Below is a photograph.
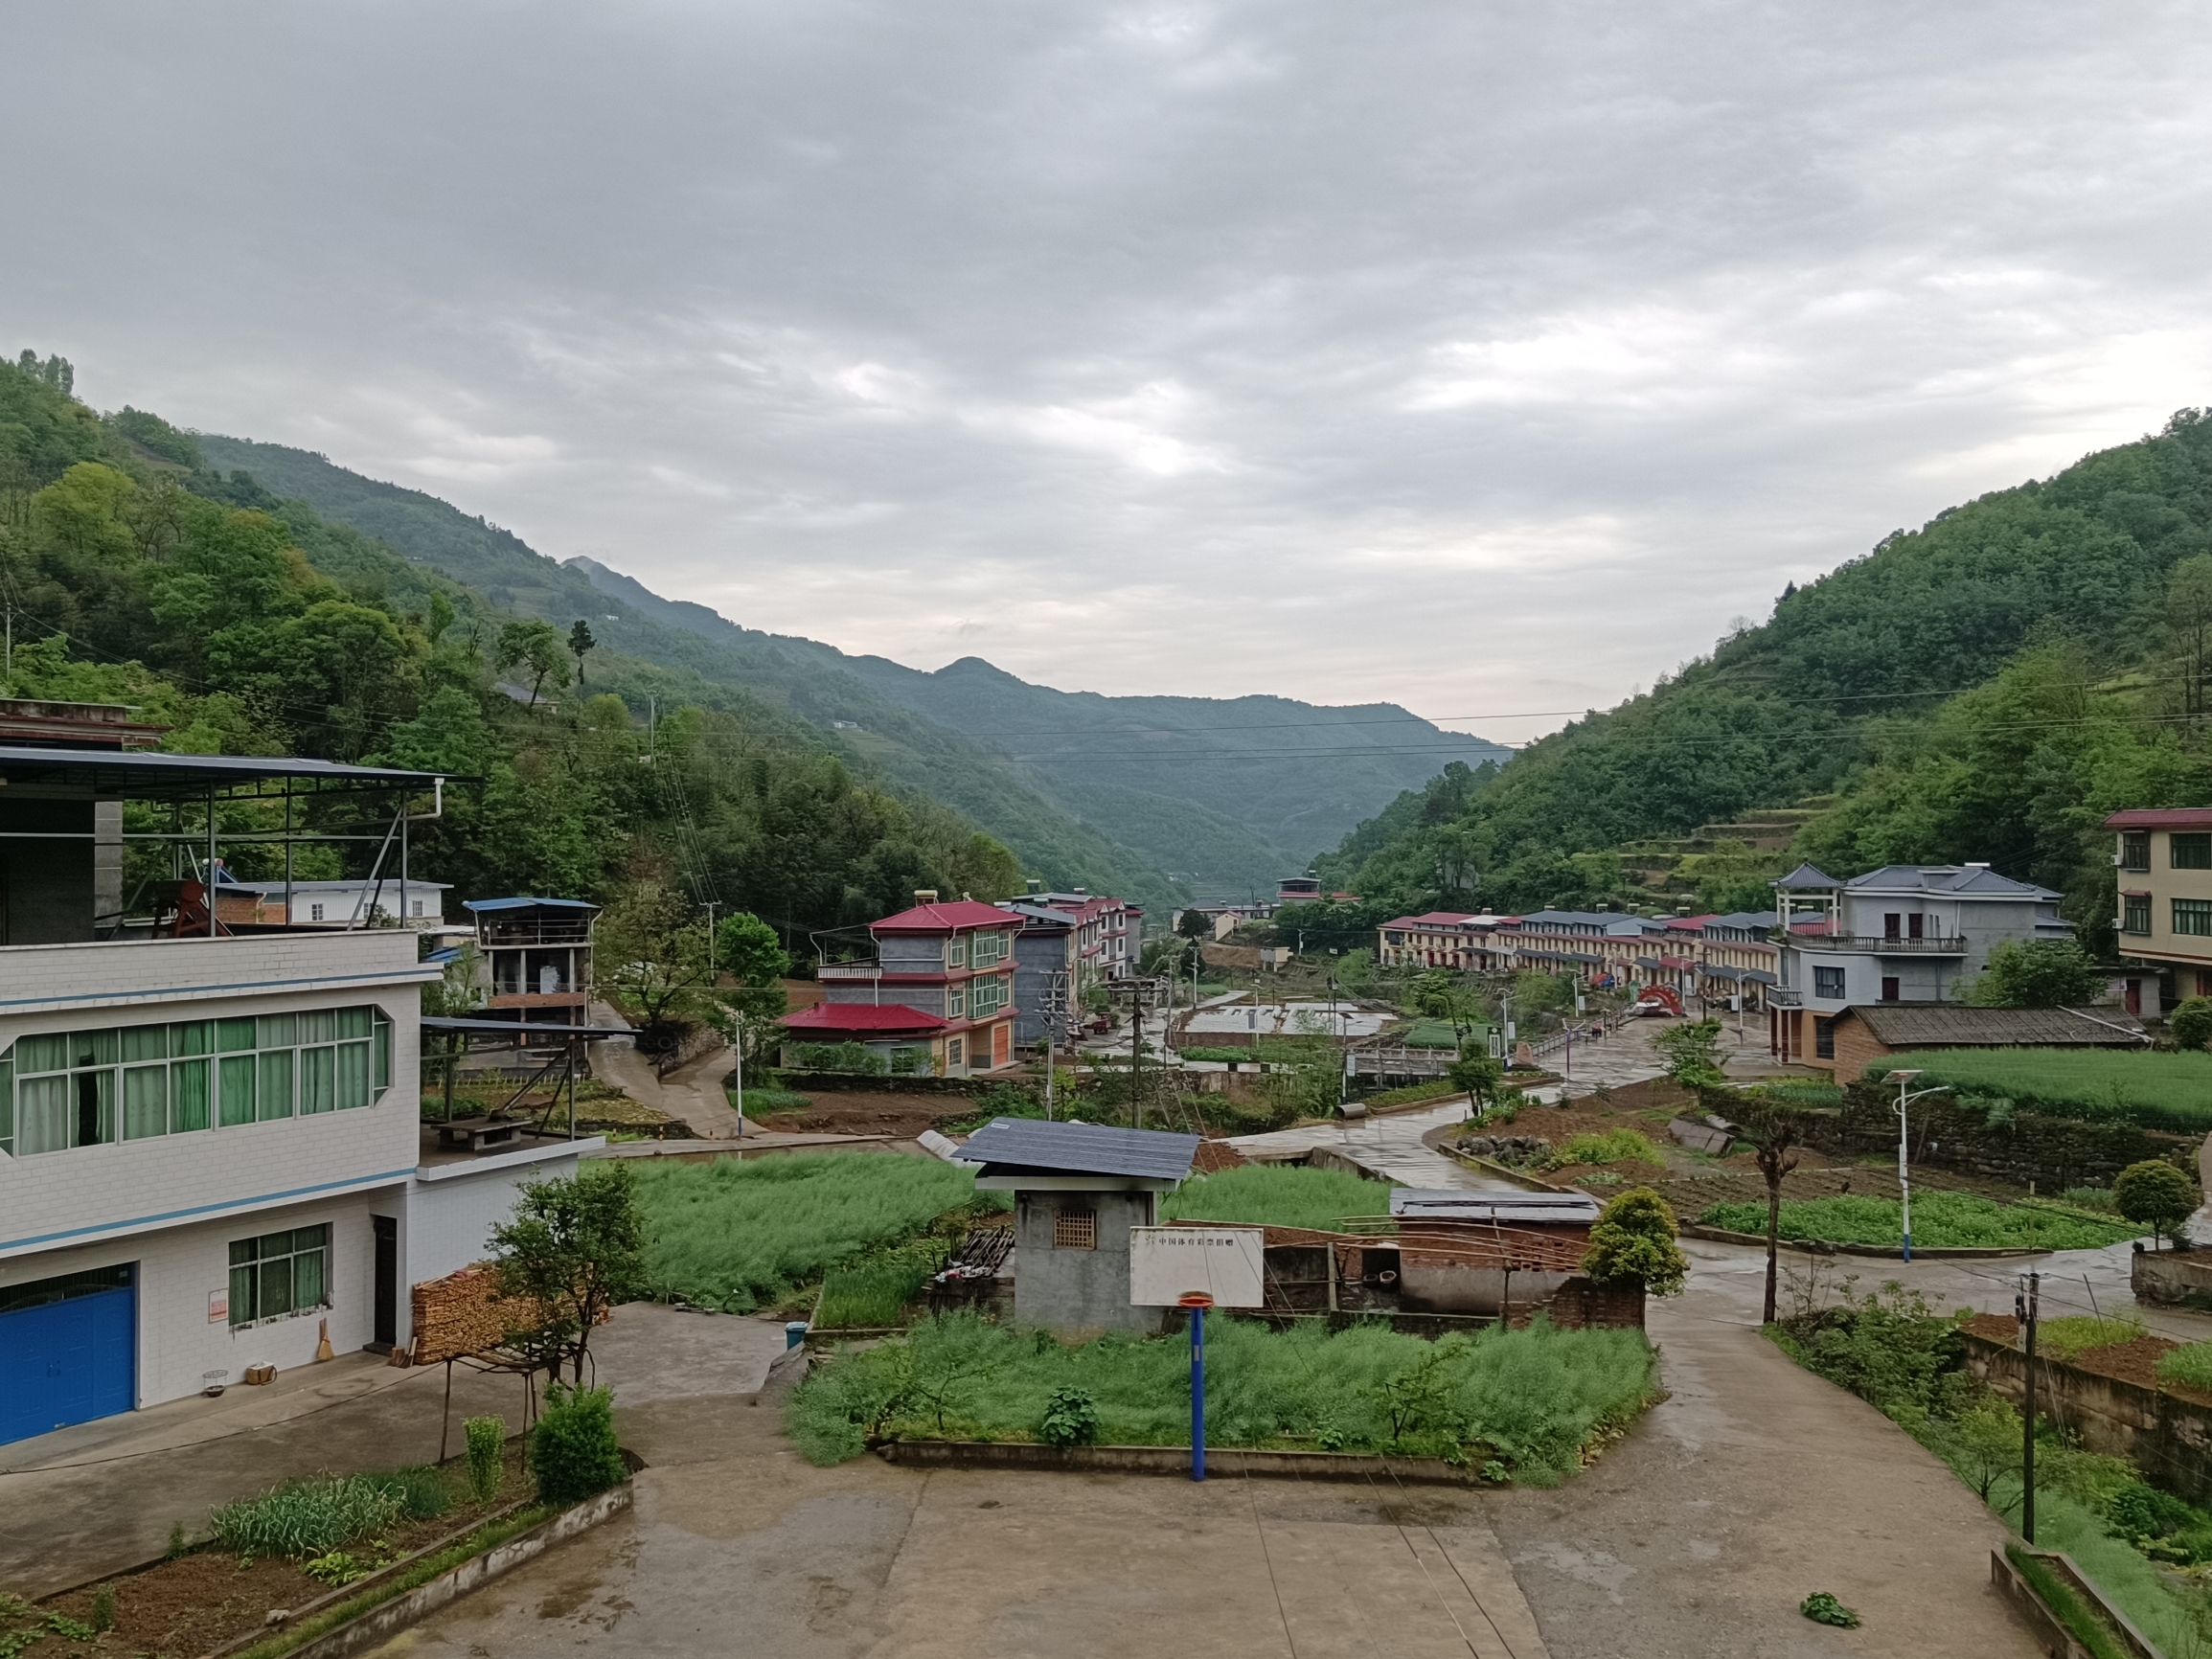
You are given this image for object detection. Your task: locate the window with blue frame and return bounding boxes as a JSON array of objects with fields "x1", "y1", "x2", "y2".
[{"x1": 0, "y1": 1007, "x2": 392, "y2": 1157}]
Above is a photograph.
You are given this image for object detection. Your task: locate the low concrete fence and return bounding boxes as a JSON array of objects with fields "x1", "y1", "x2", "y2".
[
  {"x1": 1961, "y1": 1329, "x2": 2212, "y2": 1507},
  {"x1": 2132, "y1": 1246, "x2": 2212, "y2": 1312}
]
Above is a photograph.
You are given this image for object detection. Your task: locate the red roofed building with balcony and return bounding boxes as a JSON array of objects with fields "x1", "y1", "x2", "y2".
[{"x1": 801, "y1": 891, "x2": 1021, "y2": 1077}]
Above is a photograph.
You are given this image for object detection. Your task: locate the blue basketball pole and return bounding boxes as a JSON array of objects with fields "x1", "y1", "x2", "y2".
[{"x1": 1190, "y1": 1304, "x2": 1206, "y2": 1482}]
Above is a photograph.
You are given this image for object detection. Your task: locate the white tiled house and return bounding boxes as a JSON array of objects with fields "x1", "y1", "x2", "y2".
[{"x1": 0, "y1": 741, "x2": 598, "y2": 1445}]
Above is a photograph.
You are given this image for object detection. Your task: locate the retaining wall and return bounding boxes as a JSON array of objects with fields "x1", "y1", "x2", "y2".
[{"x1": 1961, "y1": 1329, "x2": 2212, "y2": 1507}]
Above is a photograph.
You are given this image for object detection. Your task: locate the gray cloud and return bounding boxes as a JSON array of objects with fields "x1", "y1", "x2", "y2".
[{"x1": 7, "y1": 1, "x2": 2211, "y2": 743}]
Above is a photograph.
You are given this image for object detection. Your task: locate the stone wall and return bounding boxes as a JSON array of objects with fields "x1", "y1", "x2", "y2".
[
  {"x1": 1706, "y1": 1083, "x2": 2202, "y2": 1193},
  {"x1": 2132, "y1": 1247, "x2": 2212, "y2": 1313},
  {"x1": 1961, "y1": 1329, "x2": 2212, "y2": 1507}
]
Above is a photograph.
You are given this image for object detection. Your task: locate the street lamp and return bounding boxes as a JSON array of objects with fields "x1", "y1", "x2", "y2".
[{"x1": 1882, "y1": 1069, "x2": 1953, "y2": 1261}]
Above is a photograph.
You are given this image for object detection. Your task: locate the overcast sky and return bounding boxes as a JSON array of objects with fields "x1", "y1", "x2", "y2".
[{"x1": 8, "y1": 2, "x2": 2211, "y2": 742}]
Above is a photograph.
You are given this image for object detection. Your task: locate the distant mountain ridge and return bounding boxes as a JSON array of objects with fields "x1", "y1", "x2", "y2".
[
  {"x1": 564, "y1": 555, "x2": 1512, "y2": 891},
  {"x1": 193, "y1": 432, "x2": 1507, "y2": 896}
]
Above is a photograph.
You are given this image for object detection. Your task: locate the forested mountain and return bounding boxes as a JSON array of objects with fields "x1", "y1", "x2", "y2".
[
  {"x1": 566, "y1": 553, "x2": 1509, "y2": 893},
  {"x1": 190, "y1": 433, "x2": 1174, "y2": 908},
  {"x1": 0, "y1": 354, "x2": 1137, "y2": 938},
  {"x1": 1313, "y1": 410, "x2": 2212, "y2": 955}
]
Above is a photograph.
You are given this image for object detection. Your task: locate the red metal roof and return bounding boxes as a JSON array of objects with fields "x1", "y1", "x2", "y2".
[
  {"x1": 871, "y1": 899, "x2": 1024, "y2": 932},
  {"x1": 2105, "y1": 808, "x2": 2212, "y2": 830},
  {"x1": 782, "y1": 1003, "x2": 949, "y2": 1033}
]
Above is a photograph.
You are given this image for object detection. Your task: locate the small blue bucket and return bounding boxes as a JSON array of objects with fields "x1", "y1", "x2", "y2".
[{"x1": 785, "y1": 1321, "x2": 810, "y2": 1350}]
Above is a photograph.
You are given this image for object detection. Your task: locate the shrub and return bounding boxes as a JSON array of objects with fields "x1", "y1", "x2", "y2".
[
  {"x1": 2155, "y1": 1342, "x2": 2212, "y2": 1395},
  {"x1": 1799, "y1": 1592, "x2": 1859, "y2": 1628},
  {"x1": 208, "y1": 1475, "x2": 406, "y2": 1559},
  {"x1": 464, "y1": 1417, "x2": 506, "y2": 1505},
  {"x1": 2064, "y1": 1186, "x2": 2117, "y2": 1213},
  {"x1": 531, "y1": 1384, "x2": 627, "y2": 1507},
  {"x1": 2113, "y1": 1160, "x2": 2199, "y2": 1249},
  {"x1": 1582, "y1": 1188, "x2": 1688, "y2": 1296},
  {"x1": 2173, "y1": 997, "x2": 2212, "y2": 1055},
  {"x1": 1038, "y1": 1387, "x2": 1103, "y2": 1447},
  {"x1": 785, "y1": 1041, "x2": 889, "y2": 1075}
]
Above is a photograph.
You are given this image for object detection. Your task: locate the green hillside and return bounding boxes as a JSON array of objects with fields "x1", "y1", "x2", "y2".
[
  {"x1": 0, "y1": 353, "x2": 1145, "y2": 943},
  {"x1": 1315, "y1": 409, "x2": 2212, "y2": 946},
  {"x1": 191, "y1": 434, "x2": 1178, "y2": 909}
]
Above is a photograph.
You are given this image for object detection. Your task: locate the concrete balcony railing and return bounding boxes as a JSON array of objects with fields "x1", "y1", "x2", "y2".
[
  {"x1": 817, "y1": 962, "x2": 884, "y2": 980},
  {"x1": 1808, "y1": 936, "x2": 1971, "y2": 955}
]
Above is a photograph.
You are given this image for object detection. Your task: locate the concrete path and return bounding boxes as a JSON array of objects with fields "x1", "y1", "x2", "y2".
[
  {"x1": 374, "y1": 1366, "x2": 1551, "y2": 1659},
  {"x1": 588, "y1": 1000, "x2": 746, "y2": 1138},
  {"x1": 1228, "y1": 1099, "x2": 1516, "y2": 1192},
  {"x1": 1492, "y1": 1236, "x2": 2041, "y2": 1658},
  {"x1": 0, "y1": 1306, "x2": 787, "y2": 1600}
]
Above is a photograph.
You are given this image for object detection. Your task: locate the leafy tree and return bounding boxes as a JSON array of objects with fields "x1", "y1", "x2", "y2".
[
  {"x1": 1175, "y1": 906, "x2": 1211, "y2": 941},
  {"x1": 596, "y1": 859, "x2": 716, "y2": 1049},
  {"x1": 2166, "y1": 555, "x2": 2212, "y2": 720},
  {"x1": 1448, "y1": 1049, "x2": 1505, "y2": 1115},
  {"x1": 1653, "y1": 1018, "x2": 1728, "y2": 1088},
  {"x1": 489, "y1": 1163, "x2": 650, "y2": 1385},
  {"x1": 1732, "y1": 1100, "x2": 1803, "y2": 1324},
  {"x1": 2113, "y1": 1159, "x2": 2199, "y2": 1251},
  {"x1": 568, "y1": 618, "x2": 597, "y2": 689},
  {"x1": 1963, "y1": 940, "x2": 2106, "y2": 1009},
  {"x1": 2171, "y1": 996, "x2": 2212, "y2": 1054},
  {"x1": 716, "y1": 910, "x2": 794, "y2": 1064},
  {"x1": 496, "y1": 619, "x2": 569, "y2": 707},
  {"x1": 1582, "y1": 1188, "x2": 1689, "y2": 1297}
]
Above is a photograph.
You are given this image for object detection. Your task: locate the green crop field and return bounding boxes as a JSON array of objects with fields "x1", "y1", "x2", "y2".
[
  {"x1": 790, "y1": 1312, "x2": 1656, "y2": 1482},
  {"x1": 1859, "y1": 1049, "x2": 2212, "y2": 1132},
  {"x1": 633, "y1": 1152, "x2": 1007, "y2": 1313},
  {"x1": 1159, "y1": 1164, "x2": 1395, "y2": 1232},
  {"x1": 1699, "y1": 1191, "x2": 2140, "y2": 1251}
]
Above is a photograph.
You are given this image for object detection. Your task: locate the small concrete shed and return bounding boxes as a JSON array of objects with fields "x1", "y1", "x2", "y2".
[
  {"x1": 1386, "y1": 1189, "x2": 1603, "y2": 1317},
  {"x1": 955, "y1": 1119, "x2": 1199, "y2": 1333}
]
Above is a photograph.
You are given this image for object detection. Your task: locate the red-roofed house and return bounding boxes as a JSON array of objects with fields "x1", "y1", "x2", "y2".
[
  {"x1": 1377, "y1": 912, "x2": 1482, "y2": 969},
  {"x1": 803, "y1": 891, "x2": 1021, "y2": 1076}
]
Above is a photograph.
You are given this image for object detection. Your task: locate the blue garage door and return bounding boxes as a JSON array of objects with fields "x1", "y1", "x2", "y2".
[{"x1": 0, "y1": 1264, "x2": 136, "y2": 1444}]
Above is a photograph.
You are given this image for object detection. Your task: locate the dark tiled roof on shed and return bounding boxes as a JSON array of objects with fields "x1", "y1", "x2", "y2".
[{"x1": 1847, "y1": 1005, "x2": 2148, "y2": 1048}]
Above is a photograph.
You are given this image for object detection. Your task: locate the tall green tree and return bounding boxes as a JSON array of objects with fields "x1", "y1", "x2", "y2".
[{"x1": 489, "y1": 1164, "x2": 650, "y2": 1384}]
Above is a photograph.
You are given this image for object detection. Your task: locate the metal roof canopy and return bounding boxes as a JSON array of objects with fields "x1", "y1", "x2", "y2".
[
  {"x1": 0, "y1": 745, "x2": 454, "y2": 800},
  {"x1": 464, "y1": 897, "x2": 601, "y2": 913},
  {"x1": 954, "y1": 1118, "x2": 1200, "y2": 1184},
  {"x1": 1390, "y1": 1189, "x2": 1603, "y2": 1223}
]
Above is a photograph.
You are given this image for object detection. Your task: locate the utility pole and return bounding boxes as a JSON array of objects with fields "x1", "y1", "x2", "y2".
[
  {"x1": 2018, "y1": 1271, "x2": 2040, "y2": 1542},
  {"x1": 1043, "y1": 970, "x2": 1068, "y2": 1121}
]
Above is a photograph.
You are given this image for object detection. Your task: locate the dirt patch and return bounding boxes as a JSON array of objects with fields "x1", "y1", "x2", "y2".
[
  {"x1": 1960, "y1": 1312, "x2": 2212, "y2": 1409},
  {"x1": 18, "y1": 1443, "x2": 536, "y2": 1659},
  {"x1": 752, "y1": 1090, "x2": 977, "y2": 1138}
]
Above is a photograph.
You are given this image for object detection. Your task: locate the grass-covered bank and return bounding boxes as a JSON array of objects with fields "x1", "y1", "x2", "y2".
[
  {"x1": 633, "y1": 1153, "x2": 1007, "y2": 1313},
  {"x1": 1699, "y1": 1192, "x2": 2139, "y2": 1252},
  {"x1": 1771, "y1": 1283, "x2": 2212, "y2": 1653},
  {"x1": 790, "y1": 1312, "x2": 1657, "y2": 1483}
]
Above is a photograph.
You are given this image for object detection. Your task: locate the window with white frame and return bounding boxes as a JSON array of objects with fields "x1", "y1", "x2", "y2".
[
  {"x1": 969, "y1": 929, "x2": 1008, "y2": 967},
  {"x1": 946, "y1": 937, "x2": 968, "y2": 968},
  {"x1": 0, "y1": 1007, "x2": 393, "y2": 1158},
  {"x1": 969, "y1": 974, "x2": 1007, "y2": 1017},
  {"x1": 310, "y1": 902, "x2": 325, "y2": 921},
  {"x1": 946, "y1": 986, "x2": 967, "y2": 1019},
  {"x1": 229, "y1": 1223, "x2": 330, "y2": 1326}
]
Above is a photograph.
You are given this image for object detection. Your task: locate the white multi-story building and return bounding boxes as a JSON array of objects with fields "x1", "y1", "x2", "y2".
[
  {"x1": 1768, "y1": 861, "x2": 2074, "y2": 1070},
  {"x1": 0, "y1": 741, "x2": 598, "y2": 1446}
]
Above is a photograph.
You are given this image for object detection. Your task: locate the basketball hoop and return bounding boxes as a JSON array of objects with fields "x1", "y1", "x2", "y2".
[{"x1": 1177, "y1": 1291, "x2": 1215, "y2": 1308}]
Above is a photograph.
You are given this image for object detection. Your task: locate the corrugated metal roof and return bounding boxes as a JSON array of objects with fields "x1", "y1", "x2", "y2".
[
  {"x1": 954, "y1": 1118, "x2": 1199, "y2": 1180},
  {"x1": 464, "y1": 897, "x2": 601, "y2": 912},
  {"x1": 1389, "y1": 1189, "x2": 1603, "y2": 1223}
]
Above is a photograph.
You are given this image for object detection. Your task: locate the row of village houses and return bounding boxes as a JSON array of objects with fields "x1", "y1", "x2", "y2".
[{"x1": 1375, "y1": 906, "x2": 1784, "y2": 1008}]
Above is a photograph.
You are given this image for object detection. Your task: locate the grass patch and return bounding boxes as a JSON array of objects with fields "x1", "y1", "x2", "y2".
[
  {"x1": 1859, "y1": 1048, "x2": 2212, "y2": 1133},
  {"x1": 1399, "y1": 1019, "x2": 1488, "y2": 1050},
  {"x1": 2156, "y1": 1343, "x2": 2212, "y2": 1395},
  {"x1": 1699, "y1": 1191, "x2": 2138, "y2": 1250},
  {"x1": 735, "y1": 1086, "x2": 812, "y2": 1115},
  {"x1": 815, "y1": 1261, "x2": 937, "y2": 1329},
  {"x1": 633, "y1": 1152, "x2": 1008, "y2": 1313},
  {"x1": 2037, "y1": 1316, "x2": 2146, "y2": 1362},
  {"x1": 2005, "y1": 1545, "x2": 2132, "y2": 1659},
  {"x1": 1159, "y1": 1165, "x2": 1395, "y2": 1232},
  {"x1": 1547, "y1": 1128, "x2": 1663, "y2": 1170},
  {"x1": 1361, "y1": 1079, "x2": 1465, "y2": 1108},
  {"x1": 790, "y1": 1312, "x2": 1656, "y2": 1482}
]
